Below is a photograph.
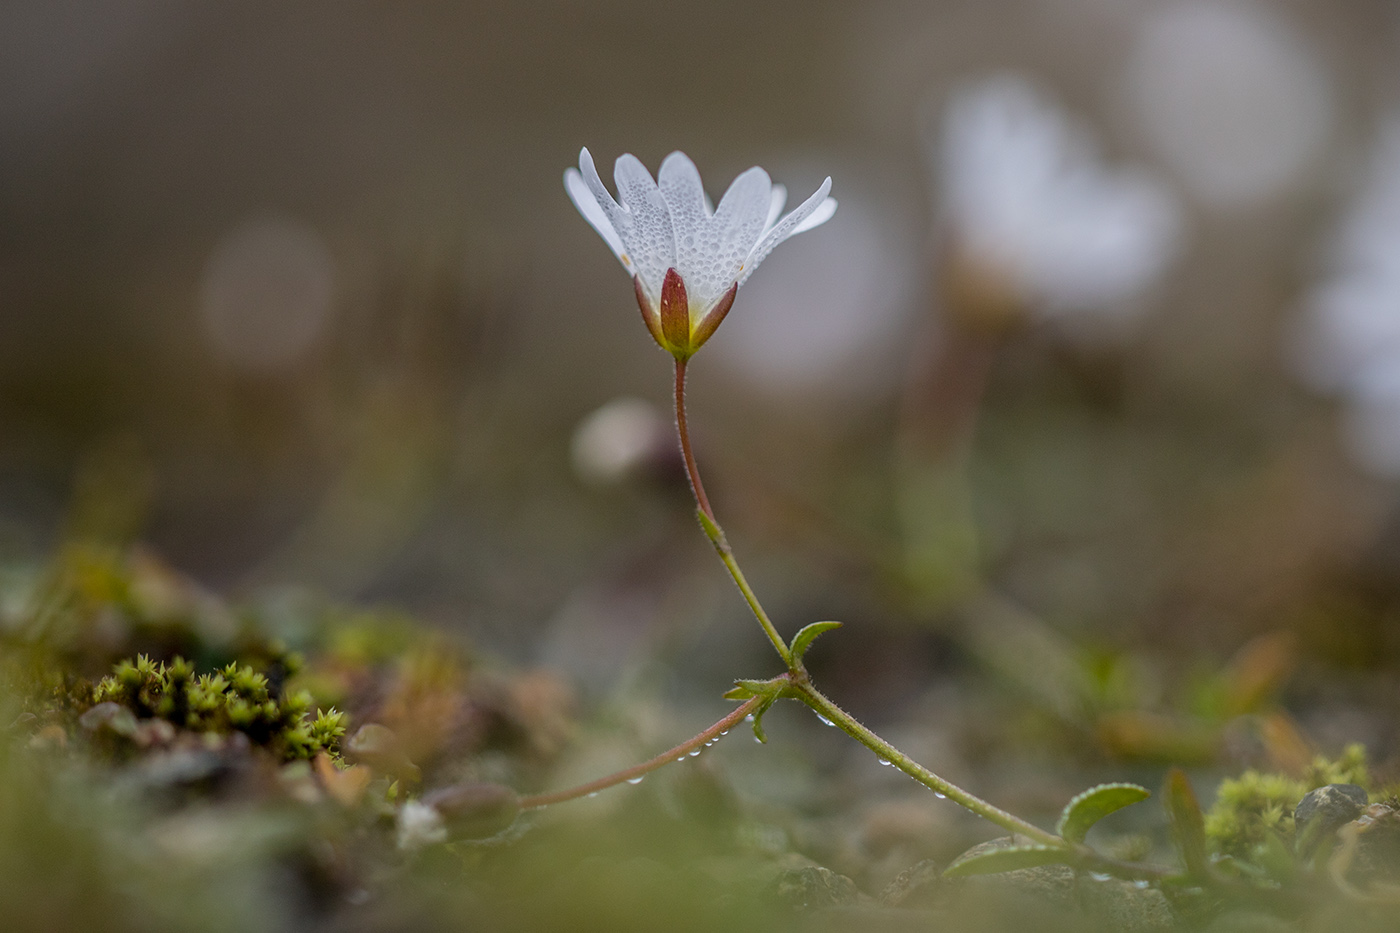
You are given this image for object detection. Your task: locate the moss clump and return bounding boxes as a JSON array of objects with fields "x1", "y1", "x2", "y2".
[
  {"x1": 1204, "y1": 744, "x2": 1370, "y2": 858},
  {"x1": 86, "y1": 653, "x2": 347, "y2": 761}
]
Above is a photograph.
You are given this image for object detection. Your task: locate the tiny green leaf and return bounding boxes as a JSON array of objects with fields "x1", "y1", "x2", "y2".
[
  {"x1": 722, "y1": 684, "x2": 756, "y2": 701},
  {"x1": 1164, "y1": 768, "x2": 1209, "y2": 879},
  {"x1": 788, "y1": 621, "x2": 843, "y2": 665},
  {"x1": 944, "y1": 844, "x2": 1074, "y2": 877},
  {"x1": 750, "y1": 698, "x2": 775, "y2": 744},
  {"x1": 1056, "y1": 782, "x2": 1151, "y2": 844}
]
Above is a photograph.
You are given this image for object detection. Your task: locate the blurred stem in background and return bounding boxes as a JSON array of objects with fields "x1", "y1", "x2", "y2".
[{"x1": 893, "y1": 243, "x2": 1022, "y2": 614}]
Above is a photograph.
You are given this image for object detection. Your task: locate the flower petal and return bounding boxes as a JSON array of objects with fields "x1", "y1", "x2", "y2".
[
  {"x1": 613, "y1": 154, "x2": 675, "y2": 301},
  {"x1": 737, "y1": 177, "x2": 834, "y2": 287},
  {"x1": 687, "y1": 166, "x2": 770, "y2": 310},
  {"x1": 765, "y1": 184, "x2": 788, "y2": 232},
  {"x1": 565, "y1": 167, "x2": 632, "y2": 274},
  {"x1": 658, "y1": 151, "x2": 709, "y2": 252},
  {"x1": 791, "y1": 195, "x2": 837, "y2": 234}
]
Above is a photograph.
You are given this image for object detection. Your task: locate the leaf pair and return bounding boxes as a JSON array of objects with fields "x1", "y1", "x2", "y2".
[
  {"x1": 944, "y1": 782, "x2": 1151, "y2": 876},
  {"x1": 723, "y1": 621, "x2": 844, "y2": 743}
]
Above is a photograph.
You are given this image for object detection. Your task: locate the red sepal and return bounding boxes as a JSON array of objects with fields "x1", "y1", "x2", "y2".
[
  {"x1": 690, "y1": 281, "x2": 738, "y2": 349},
  {"x1": 659, "y1": 268, "x2": 691, "y2": 356},
  {"x1": 633, "y1": 275, "x2": 665, "y2": 348}
]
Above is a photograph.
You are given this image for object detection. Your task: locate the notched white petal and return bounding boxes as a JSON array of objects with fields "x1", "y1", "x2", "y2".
[
  {"x1": 613, "y1": 154, "x2": 675, "y2": 298},
  {"x1": 659, "y1": 151, "x2": 712, "y2": 288},
  {"x1": 738, "y1": 177, "x2": 834, "y2": 287},
  {"x1": 692, "y1": 167, "x2": 772, "y2": 308},
  {"x1": 565, "y1": 168, "x2": 632, "y2": 273},
  {"x1": 578, "y1": 148, "x2": 622, "y2": 214}
]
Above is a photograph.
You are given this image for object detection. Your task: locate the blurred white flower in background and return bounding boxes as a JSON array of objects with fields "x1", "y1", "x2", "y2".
[
  {"x1": 1123, "y1": 0, "x2": 1333, "y2": 212},
  {"x1": 708, "y1": 186, "x2": 914, "y2": 399},
  {"x1": 930, "y1": 74, "x2": 1183, "y2": 326},
  {"x1": 198, "y1": 214, "x2": 336, "y2": 374},
  {"x1": 570, "y1": 397, "x2": 671, "y2": 488},
  {"x1": 1294, "y1": 119, "x2": 1400, "y2": 477}
]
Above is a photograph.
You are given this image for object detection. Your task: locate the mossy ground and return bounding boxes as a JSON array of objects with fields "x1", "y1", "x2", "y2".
[{"x1": 2, "y1": 545, "x2": 1399, "y2": 932}]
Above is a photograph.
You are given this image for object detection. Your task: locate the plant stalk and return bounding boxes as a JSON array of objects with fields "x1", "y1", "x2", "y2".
[
  {"x1": 788, "y1": 676, "x2": 1064, "y2": 847},
  {"x1": 671, "y1": 356, "x2": 1072, "y2": 850},
  {"x1": 519, "y1": 694, "x2": 766, "y2": 810},
  {"x1": 674, "y1": 359, "x2": 793, "y2": 669}
]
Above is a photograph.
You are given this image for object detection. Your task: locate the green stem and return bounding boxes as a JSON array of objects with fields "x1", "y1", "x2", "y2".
[
  {"x1": 674, "y1": 359, "x2": 793, "y2": 669},
  {"x1": 666, "y1": 355, "x2": 1114, "y2": 857},
  {"x1": 519, "y1": 694, "x2": 766, "y2": 810},
  {"x1": 788, "y1": 676, "x2": 1065, "y2": 848}
]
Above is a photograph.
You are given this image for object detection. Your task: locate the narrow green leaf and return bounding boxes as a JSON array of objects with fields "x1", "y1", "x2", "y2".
[
  {"x1": 749, "y1": 698, "x2": 774, "y2": 744},
  {"x1": 944, "y1": 844, "x2": 1074, "y2": 877},
  {"x1": 1164, "y1": 768, "x2": 1209, "y2": 879},
  {"x1": 722, "y1": 684, "x2": 756, "y2": 701},
  {"x1": 734, "y1": 678, "x2": 784, "y2": 697},
  {"x1": 1056, "y1": 782, "x2": 1151, "y2": 844},
  {"x1": 788, "y1": 621, "x2": 843, "y2": 665}
]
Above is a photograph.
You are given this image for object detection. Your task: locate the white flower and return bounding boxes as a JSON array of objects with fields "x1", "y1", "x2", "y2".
[
  {"x1": 931, "y1": 75, "x2": 1182, "y2": 319},
  {"x1": 565, "y1": 148, "x2": 837, "y2": 358},
  {"x1": 1294, "y1": 118, "x2": 1400, "y2": 476}
]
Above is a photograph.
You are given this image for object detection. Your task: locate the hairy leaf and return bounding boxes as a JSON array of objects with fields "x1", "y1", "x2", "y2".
[
  {"x1": 1056, "y1": 782, "x2": 1151, "y2": 844},
  {"x1": 944, "y1": 844, "x2": 1074, "y2": 877},
  {"x1": 789, "y1": 621, "x2": 842, "y2": 665}
]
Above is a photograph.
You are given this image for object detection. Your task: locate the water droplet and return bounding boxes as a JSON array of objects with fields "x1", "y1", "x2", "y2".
[
  {"x1": 1133, "y1": 880, "x2": 1151, "y2": 889},
  {"x1": 626, "y1": 777, "x2": 644, "y2": 785},
  {"x1": 753, "y1": 736, "x2": 763, "y2": 744},
  {"x1": 719, "y1": 730, "x2": 729, "y2": 736},
  {"x1": 587, "y1": 792, "x2": 599, "y2": 798},
  {"x1": 689, "y1": 749, "x2": 701, "y2": 757},
  {"x1": 744, "y1": 714, "x2": 755, "y2": 723},
  {"x1": 677, "y1": 757, "x2": 686, "y2": 763},
  {"x1": 934, "y1": 792, "x2": 947, "y2": 799},
  {"x1": 877, "y1": 758, "x2": 891, "y2": 767},
  {"x1": 1089, "y1": 872, "x2": 1112, "y2": 883},
  {"x1": 816, "y1": 714, "x2": 835, "y2": 727}
]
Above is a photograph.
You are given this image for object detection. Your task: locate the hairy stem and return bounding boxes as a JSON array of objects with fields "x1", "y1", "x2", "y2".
[
  {"x1": 675, "y1": 358, "x2": 793, "y2": 669},
  {"x1": 674, "y1": 359, "x2": 714, "y2": 521},
  {"x1": 519, "y1": 695, "x2": 766, "y2": 810},
  {"x1": 670, "y1": 358, "x2": 1092, "y2": 856},
  {"x1": 788, "y1": 677, "x2": 1065, "y2": 847}
]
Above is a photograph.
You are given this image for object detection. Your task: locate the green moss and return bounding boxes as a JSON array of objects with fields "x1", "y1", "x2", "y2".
[
  {"x1": 88, "y1": 654, "x2": 346, "y2": 761},
  {"x1": 1204, "y1": 744, "x2": 1370, "y2": 859}
]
